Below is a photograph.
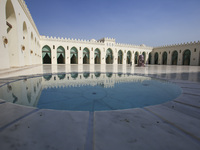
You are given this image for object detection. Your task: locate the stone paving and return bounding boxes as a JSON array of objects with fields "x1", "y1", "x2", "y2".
[{"x1": 0, "y1": 64, "x2": 200, "y2": 150}]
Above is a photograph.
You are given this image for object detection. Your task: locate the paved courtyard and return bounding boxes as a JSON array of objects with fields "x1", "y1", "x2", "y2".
[{"x1": 0, "y1": 64, "x2": 200, "y2": 150}]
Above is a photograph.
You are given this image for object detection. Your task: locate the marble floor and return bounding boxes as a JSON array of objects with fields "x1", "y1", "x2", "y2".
[{"x1": 0, "y1": 64, "x2": 200, "y2": 150}]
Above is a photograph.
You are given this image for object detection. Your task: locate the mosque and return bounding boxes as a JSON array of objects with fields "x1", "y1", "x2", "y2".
[{"x1": 0, "y1": 0, "x2": 200, "y2": 70}]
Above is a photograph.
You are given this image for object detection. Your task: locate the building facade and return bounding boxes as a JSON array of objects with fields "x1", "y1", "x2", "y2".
[{"x1": 0, "y1": 0, "x2": 200, "y2": 70}]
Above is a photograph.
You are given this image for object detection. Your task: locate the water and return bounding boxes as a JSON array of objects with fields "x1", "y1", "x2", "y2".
[{"x1": 0, "y1": 73, "x2": 182, "y2": 111}]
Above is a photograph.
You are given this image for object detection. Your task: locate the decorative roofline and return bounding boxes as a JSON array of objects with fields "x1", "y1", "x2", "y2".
[
  {"x1": 154, "y1": 41, "x2": 200, "y2": 49},
  {"x1": 40, "y1": 35, "x2": 153, "y2": 49},
  {"x1": 40, "y1": 36, "x2": 105, "y2": 45},
  {"x1": 18, "y1": 0, "x2": 40, "y2": 37}
]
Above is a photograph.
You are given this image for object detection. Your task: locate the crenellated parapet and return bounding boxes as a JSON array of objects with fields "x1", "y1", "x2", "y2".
[
  {"x1": 40, "y1": 35, "x2": 153, "y2": 50},
  {"x1": 18, "y1": 0, "x2": 40, "y2": 37},
  {"x1": 40, "y1": 36, "x2": 105, "y2": 45},
  {"x1": 116, "y1": 43, "x2": 153, "y2": 50},
  {"x1": 154, "y1": 41, "x2": 200, "y2": 49}
]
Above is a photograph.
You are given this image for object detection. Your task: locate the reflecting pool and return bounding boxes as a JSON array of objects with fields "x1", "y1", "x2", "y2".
[{"x1": 0, "y1": 73, "x2": 182, "y2": 111}]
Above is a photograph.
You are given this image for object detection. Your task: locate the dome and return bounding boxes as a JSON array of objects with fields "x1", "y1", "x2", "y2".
[{"x1": 140, "y1": 44, "x2": 146, "y2": 47}]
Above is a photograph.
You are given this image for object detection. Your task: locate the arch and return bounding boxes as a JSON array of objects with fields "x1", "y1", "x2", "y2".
[
  {"x1": 127, "y1": 51, "x2": 131, "y2": 64},
  {"x1": 154, "y1": 52, "x2": 158, "y2": 64},
  {"x1": 70, "y1": 47, "x2": 78, "y2": 64},
  {"x1": 148, "y1": 53, "x2": 152, "y2": 64},
  {"x1": 57, "y1": 46, "x2": 65, "y2": 64},
  {"x1": 6, "y1": 0, "x2": 19, "y2": 67},
  {"x1": 22, "y1": 21, "x2": 30, "y2": 65},
  {"x1": 118, "y1": 50, "x2": 123, "y2": 64},
  {"x1": 172, "y1": 50, "x2": 178, "y2": 65},
  {"x1": 162, "y1": 52, "x2": 167, "y2": 65},
  {"x1": 83, "y1": 48, "x2": 90, "y2": 64},
  {"x1": 106, "y1": 48, "x2": 113, "y2": 64},
  {"x1": 42, "y1": 45, "x2": 51, "y2": 64},
  {"x1": 135, "y1": 52, "x2": 139, "y2": 64},
  {"x1": 142, "y1": 52, "x2": 146, "y2": 62},
  {"x1": 94, "y1": 48, "x2": 101, "y2": 64},
  {"x1": 182, "y1": 49, "x2": 191, "y2": 65}
]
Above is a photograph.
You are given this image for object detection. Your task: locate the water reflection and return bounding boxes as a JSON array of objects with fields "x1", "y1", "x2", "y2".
[
  {"x1": 71, "y1": 73, "x2": 78, "y2": 79},
  {"x1": 0, "y1": 73, "x2": 182, "y2": 111},
  {"x1": 83, "y1": 72, "x2": 90, "y2": 79},
  {"x1": 58, "y1": 74, "x2": 66, "y2": 80},
  {"x1": 43, "y1": 75, "x2": 52, "y2": 81},
  {"x1": 95, "y1": 72, "x2": 101, "y2": 78},
  {"x1": 106, "y1": 73, "x2": 112, "y2": 78}
]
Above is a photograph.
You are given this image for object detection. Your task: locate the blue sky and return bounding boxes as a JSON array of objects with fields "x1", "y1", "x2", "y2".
[{"x1": 25, "y1": 0, "x2": 200, "y2": 47}]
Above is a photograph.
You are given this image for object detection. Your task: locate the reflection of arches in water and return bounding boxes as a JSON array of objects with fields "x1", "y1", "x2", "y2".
[
  {"x1": 58, "y1": 74, "x2": 66, "y2": 80},
  {"x1": 94, "y1": 72, "x2": 101, "y2": 78},
  {"x1": 148, "y1": 53, "x2": 152, "y2": 64},
  {"x1": 83, "y1": 72, "x2": 90, "y2": 78},
  {"x1": 172, "y1": 51, "x2": 178, "y2": 65},
  {"x1": 118, "y1": 50, "x2": 123, "y2": 64},
  {"x1": 127, "y1": 51, "x2": 131, "y2": 64},
  {"x1": 118, "y1": 73, "x2": 123, "y2": 77},
  {"x1": 183, "y1": 50, "x2": 191, "y2": 65},
  {"x1": 154, "y1": 52, "x2": 158, "y2": 64},
  {"x1": 71, "y1": 73, "x2": 78, "y2": 79},
  {"x1": 106, "y1": 48, "x2": 113, "y2": 64},
  {"x1": 42, "y1": 45, "x2": 51, "y2": 64},
  {"x1": 106, "y1": 73, "x2": 112, "y2": 78},
  {"x1": 43, "y1": 75, "x2": 52, "y2": 81},
  {"x1": 135, "y1": 52, "x2": 139, "y2": 64},
  {"x1": 162, "y1": 52, "x2": 167, "y2": 65},
  {"x1": 70, "y1": 47, "x2": 78, "y2": 64}
]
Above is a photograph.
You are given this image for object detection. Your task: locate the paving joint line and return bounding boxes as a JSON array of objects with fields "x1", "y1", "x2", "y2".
[
  {"x1": 0, "y1": 109, "x2": 39, "y2": 132},
  {"x1": 84, "y1": 111, "x2": 94, "y2": 150},
  {"x1": 143, "y1": 108, "x2": 200, "y2": 145}
]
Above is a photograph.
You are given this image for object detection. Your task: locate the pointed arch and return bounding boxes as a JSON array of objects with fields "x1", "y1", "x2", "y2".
[
  {"x1": 148, "y1": 52, "x2": 152, "y2": 64},
  {"x1": 70, "y1": 47, "x2": 78, "y2": 64},
  {"x1": 127, "y1": 51, "x2": 131, "y2": 64},
  {"x1": 142, "y1": 52, "x2": 146, "y2": 62},
  {"x1": 162, "y1": 52, "x2": 167, "y2": 65},
  {"x1": 106, "y1": 48, "x2": 113, "y2": 64},
  {"x1": 183, "y1": 49, "x2": 191, "y2": 65},
  {"x1": 172, "y1": 50, "x2": 178, "y2": 65},
  {"x1": 135, "y1": 52, "x2": 139, "y2": 64},
  {"x1": 118, "y1": 50, "x2": 123, "y2": 64},
  {"x1": 57, "y1": 46, "x2": 65, "y2": 64},
  {"x1": 42, "y1": 45, "x2": 51, "y2": 64},
  {"x1": 94, "y1": 48, "x2": 101, "y2": 64},
  {"x1": 6, "y1": 0, "x2": 19, "y2": 67},
  {"x1": 83, "y1": 47, "x2": 90, "y2": 64},
  {"x1": 154, "y1": 52, "x2": 158, "y2": 64}
]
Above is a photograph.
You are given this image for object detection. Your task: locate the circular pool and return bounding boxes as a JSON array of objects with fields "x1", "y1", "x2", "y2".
[{"x1": 0, "y1": 73, "x2": 182, "y2": 111}]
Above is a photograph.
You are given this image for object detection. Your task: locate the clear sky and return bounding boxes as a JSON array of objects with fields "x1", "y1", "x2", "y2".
[{"x1": 25, "y1": 0, "x2": 200, "y2": 47}]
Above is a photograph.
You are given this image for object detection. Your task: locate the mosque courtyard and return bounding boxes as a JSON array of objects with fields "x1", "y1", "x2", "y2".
[{"x1": 0, "y1": 64, "x2": 200, "y2": 150}]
